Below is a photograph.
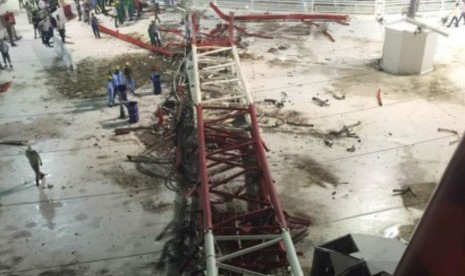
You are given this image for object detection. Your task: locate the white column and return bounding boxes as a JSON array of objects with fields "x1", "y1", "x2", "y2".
[
  {"x1": 282, "y1": 229, "x2": 304, "y2": 276},
  {"x1": 205, "y1": 230, "x2": 218, "y2": 276}
]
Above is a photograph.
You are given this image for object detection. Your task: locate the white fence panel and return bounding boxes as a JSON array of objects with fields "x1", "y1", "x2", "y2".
[{"x1": 190, "y1": 0, "x2": 457, "y2": 15}]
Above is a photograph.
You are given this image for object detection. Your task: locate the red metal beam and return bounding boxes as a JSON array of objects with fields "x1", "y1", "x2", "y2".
[
  {"x1": 196, "y1": 103, "x2": 214, "y2": 229},
  {"x1": 99, "y1": 25, "x2": 173, "y2": 56}
]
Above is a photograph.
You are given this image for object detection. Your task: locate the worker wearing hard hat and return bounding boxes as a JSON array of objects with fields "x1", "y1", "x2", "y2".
[
  {"x1": 123, "y1": 62, "x2": 135, "y2": 95},
  {"x1": 107, "y1": 75, "x2": 115, "y2": 107},
  {"x1": 113, "y1": 65, "x2": 127, "y2": 102}
]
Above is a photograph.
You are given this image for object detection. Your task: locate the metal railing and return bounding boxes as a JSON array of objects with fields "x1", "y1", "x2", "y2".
[{"x1": 189, "y1": 0, "x2": 457, "y2": 15}]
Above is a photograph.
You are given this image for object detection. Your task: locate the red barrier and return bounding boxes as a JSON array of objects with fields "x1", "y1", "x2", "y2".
[{"x1": 99, "y1": 25, "x2": 173, "y2": 56}]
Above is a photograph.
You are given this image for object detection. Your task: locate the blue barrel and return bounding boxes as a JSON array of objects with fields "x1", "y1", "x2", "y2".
[
  {"x1": 127, "y1": 101, "x2": 139, "y2": 123},
  {"x1": 152, "y1": 74, "x2": 161, "y2": 95}
]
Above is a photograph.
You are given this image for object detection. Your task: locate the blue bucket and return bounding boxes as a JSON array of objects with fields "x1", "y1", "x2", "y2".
[{"x1": 127, "y1": 101, "x2": 139, "y2": 123}]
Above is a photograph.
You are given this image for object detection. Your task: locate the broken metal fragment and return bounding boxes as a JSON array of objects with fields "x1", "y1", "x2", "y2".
[
  {"x1": 312, "y1": 97, "x2": 329, "y2": 107},
  {"x1": 437, "y1": 128, "x2": 460, "y2": 145}
]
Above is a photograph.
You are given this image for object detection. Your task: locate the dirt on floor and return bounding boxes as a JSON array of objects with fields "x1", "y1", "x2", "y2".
[
  {"x1": 0, "y1": 115, "x2": 69, "y2": 141},
  {"x1": 44, "y1": 53, "x2": 173, "y2": 99}
]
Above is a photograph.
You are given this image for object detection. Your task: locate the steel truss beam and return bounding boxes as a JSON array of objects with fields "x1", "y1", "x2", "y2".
[{"x1": 181, "y1": 22, "x2": 309, "y2": 275}]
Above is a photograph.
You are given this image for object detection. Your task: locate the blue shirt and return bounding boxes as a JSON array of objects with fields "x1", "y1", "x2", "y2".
[
  {"x1": 91, "y1": 16, "x2": 98, "y2": 27},
  {"x1": 113, "y1": 71, "x2": 125, "y2": 86}
]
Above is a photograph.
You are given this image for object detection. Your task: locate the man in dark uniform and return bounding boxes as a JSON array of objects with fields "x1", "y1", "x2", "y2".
[{"x1": 25, "y1": 146, "x2": 45, "y2": 186}]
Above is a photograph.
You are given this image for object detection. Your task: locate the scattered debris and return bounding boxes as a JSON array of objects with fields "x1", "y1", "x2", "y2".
[
  {"x1": 393, "y1": 186, "x2": 417, "y2": 197},
  {"x1": 268, "y1": 47, "x2": 278, "y2": 53},
  {"x1": 277, "y1": 44, "x2": 289, "y2": 50},
  {"x1": 0, "y1": 140, "x2": 30, "y2": 146},
  {"x1": 373, "y1": 58, "x2": 383, "y2": 71},
  {"x1": 312, "y1": 97, "x2": 329, "y2": 107},
  {"x1": 437, "y1": 128, "x2": 460, "y2": 145},
  {"x1": 346, "y1": 145, "x2": 356, "y2": 152},
  {"x1": 264, "y1": 98, "x2": 284, "y2": 108},
  {"x1": 329, "y1": 121, "x2": 361, "y2": 138},
  {"x1": 264, "y1": 93, "x2": 287, "y2": 108},
  {"x1": 331, "y1": 92, "x2": 346, "y2": 100},
  {"x1": 377, "y1": 88, "x2": 383, "y2": 106},
  {"x1": 286, "y1": 121, "x2": 314, "y2": 127},
  {"x1": 115, "y1": 126, "x2": 155, "y2": 136},
  {"x1": 323, "y1": 136, "x2": 334, "y2": 147},
  {"x1": 0, "y1": 82, "x2": 12, "y2": 93},
  {"x1": 126, "y1": 155, "x2": 171, "y2": 164}
]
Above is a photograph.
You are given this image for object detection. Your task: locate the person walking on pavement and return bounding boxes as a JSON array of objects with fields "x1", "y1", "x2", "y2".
[
  {"x1": 25, "y1": 2, "x2": 33, "y2": 23},
  {"x1": 77, "y1": 0, "x2": 82, "y2": 21},
  {"x1": 107, "y1": 75, "x2": 115, "y2": 107},
  {"x1": 113, "y1": 2, "x2": 118, "y2": 28},
  {"x1": 56, "y1": 14, "x2": 66, "y2": 42},
  {"x1": 154, "y1": 0, "x2": 160, "y2": 15},
  {"x1": 83, "y1": 0, "x2": 90, "y2": 24},
  {"x1": 448, "y1": 2, "x2": 461, "y2": 27},
  {"x1": 25, "y1": 146, "x2": 45, "y2": 186},
  {"x1": 90, "y1": 13, "x2": 101, "y2": 38},
  {"x1": 152, "y1": 20, "x2": 162, "y2": 46},
  {"x1": 32, "y1": 12, "x2": 41, "y2": 39},
  {"x1": 459, "y1": 0, "x2": 465, "y2": 24},
  {"x1": 148, "y1": 21, "x2": 155, "y2": 45},
  {"x1": 123, "y1": 62, "x2": 135, "y2": 95},
  {"x1": 42, "y1": 18, "x2": 52, "y2": 47},
  {"x1": 0, "y1": 39, "x2": 13, "y2": 69}
]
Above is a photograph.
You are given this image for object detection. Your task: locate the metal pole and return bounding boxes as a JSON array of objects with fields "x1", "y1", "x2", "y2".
[
  {"x1": 408, "y1": 0, "x2": 418, "y2": 18},
  {"x1": 205, "y1": 230, "x2": 218, "y2": 276},
  {"x1": 191, "y1": 46, "x2": 202, "y2": 104},
  {"x1": 282, "y1": 229, "x2": 304, "y2": 276},
  {"x1": 231, "y1": 46, "x2": 253, "y2": 103},
  {"x1": 216, "y1": 237, "x2": 283, "y2": 262}
]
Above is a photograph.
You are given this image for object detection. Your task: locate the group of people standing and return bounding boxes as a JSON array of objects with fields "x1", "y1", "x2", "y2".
[
  {"x1": 107, "y1": 63, "x2": 135, "y2": 107},
  {"x1": 106, "y1": 64, "x2": 163, "y2": 106},
  {"x1": 112, "y1": 0, "x2": 143, "y2": 28},
  {"x1": 27, "y1": 0, "x2": 67, "y2": 47}
]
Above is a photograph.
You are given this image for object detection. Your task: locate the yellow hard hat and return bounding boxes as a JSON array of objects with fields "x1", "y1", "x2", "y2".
[
  {"x1": 125, "y1": 62, "x2": 130, "y2": 66},
  {"x1": 108, "y1": 76, "x2": 113, "y2": 80},
  {"x1": 115, "y1": 65, "x2": 120, "y2": 70}
]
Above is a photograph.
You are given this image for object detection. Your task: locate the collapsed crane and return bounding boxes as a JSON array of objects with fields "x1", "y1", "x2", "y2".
[{"x1": 157, "y1": 11, "x2": 311, "y2": 276}]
